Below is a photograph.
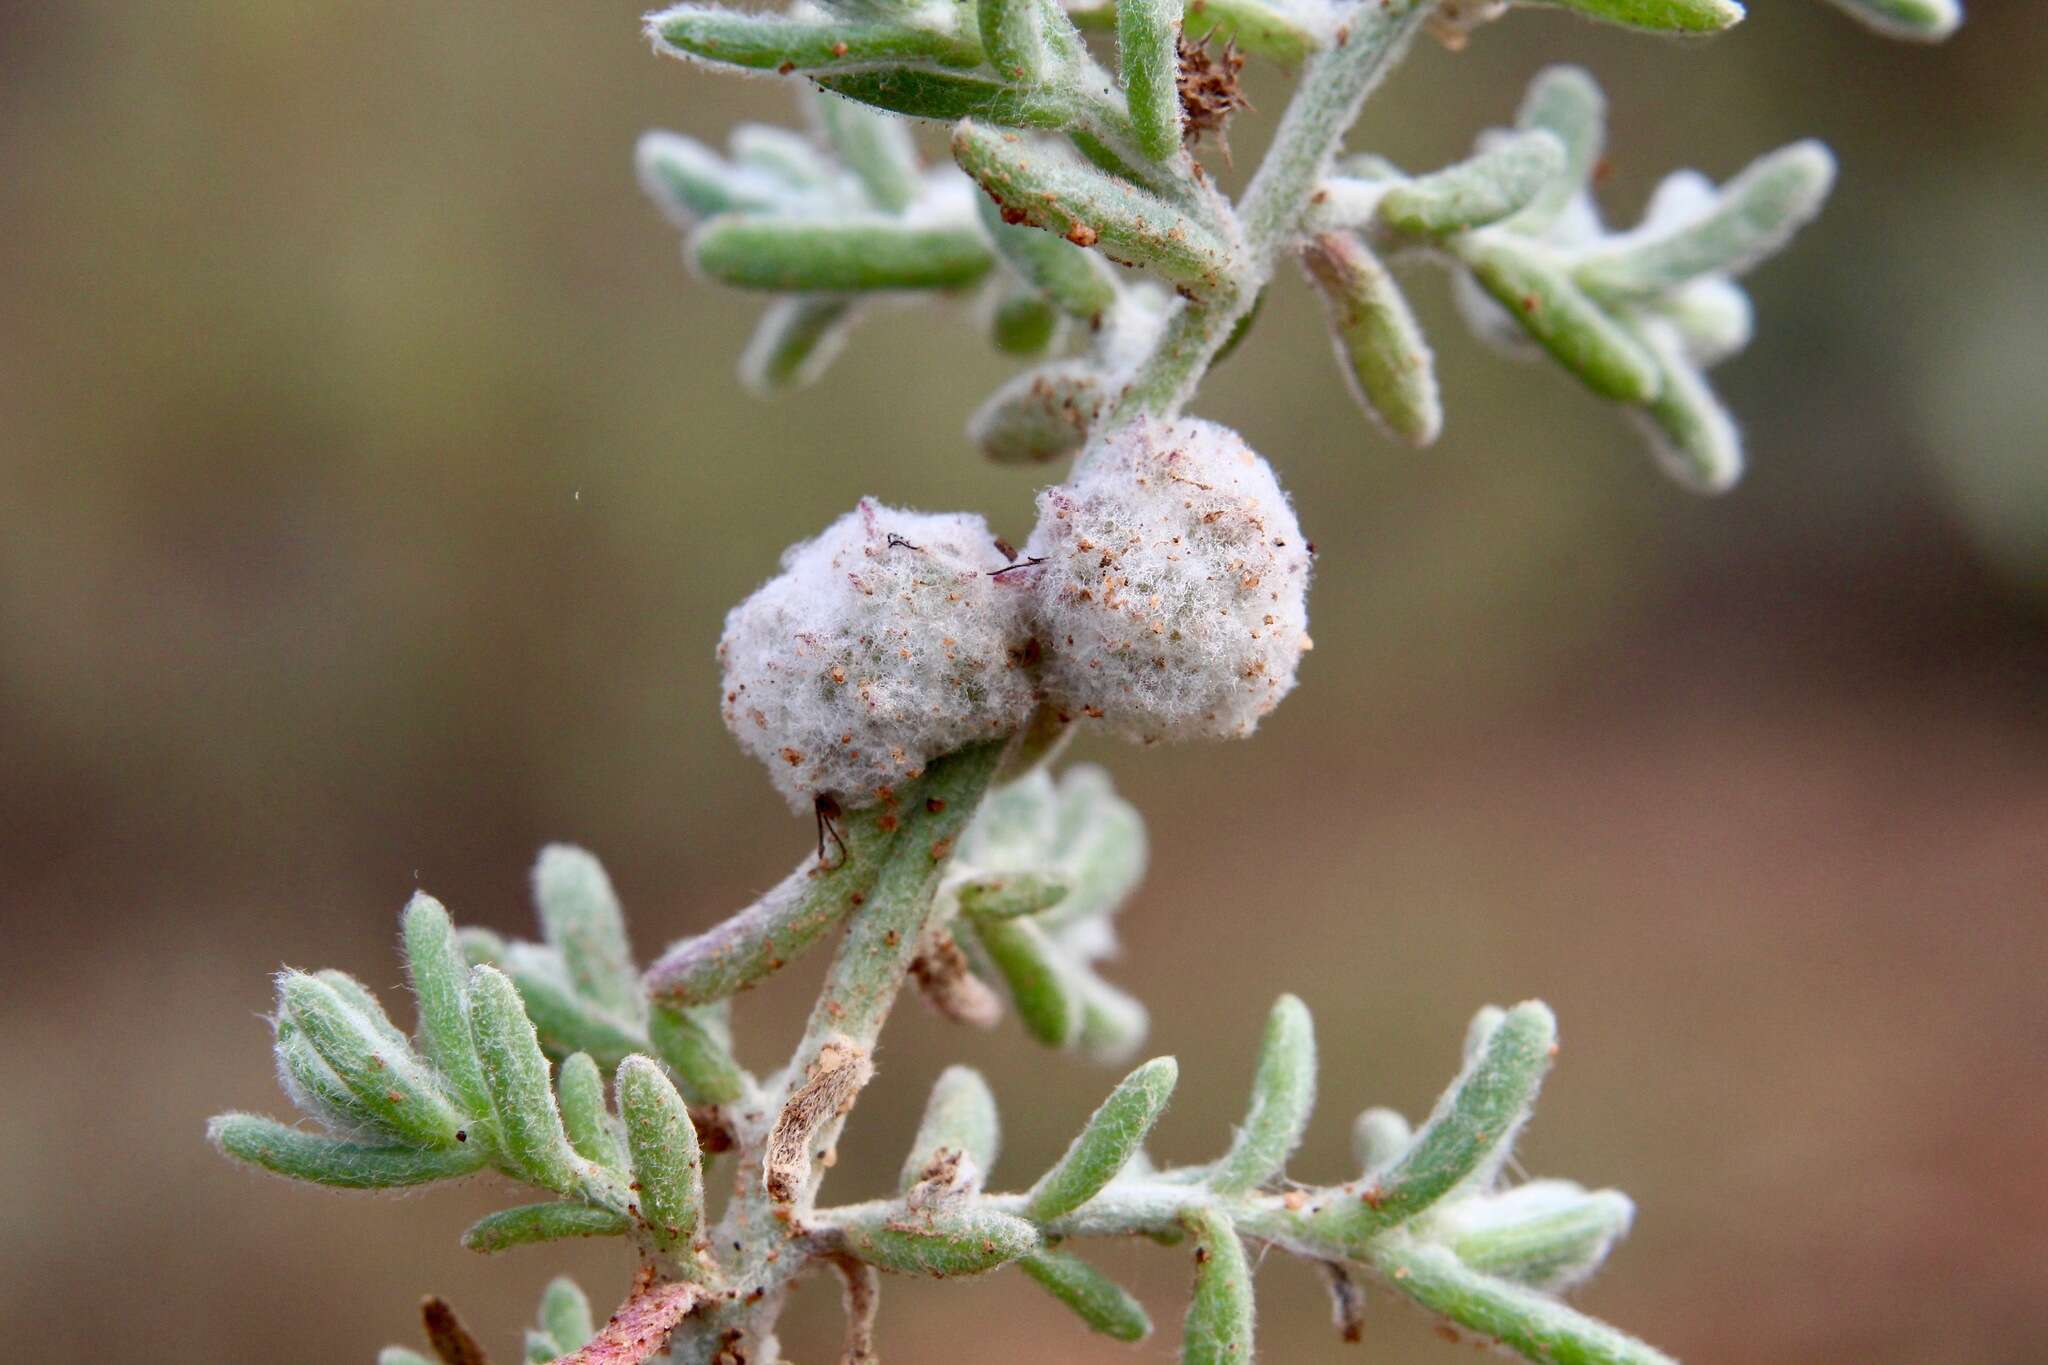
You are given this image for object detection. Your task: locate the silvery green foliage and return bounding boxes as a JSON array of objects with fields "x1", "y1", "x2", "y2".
[
  {"x1": 1027, "y1": 417, "x2": 1313, "y2": 741},
  {"x1": 717, "y1": 497, "x2": 1037, "y2": 811},
  {"x1": 213, "y1": 0, "x2": 1954, "y2": 1361}
]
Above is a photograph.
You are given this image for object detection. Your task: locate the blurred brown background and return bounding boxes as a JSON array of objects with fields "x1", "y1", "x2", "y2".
[{"x1": 2, "y1": 0, "x2": 2043, "y2": 1360}]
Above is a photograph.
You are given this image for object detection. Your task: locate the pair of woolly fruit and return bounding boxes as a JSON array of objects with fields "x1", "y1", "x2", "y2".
[{"x1": 719, "y1": 418, "x2": 1314, "y2": 811}]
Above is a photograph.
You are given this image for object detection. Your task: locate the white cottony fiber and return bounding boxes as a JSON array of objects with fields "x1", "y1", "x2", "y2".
[
  {"x1": 719, "y1": 498, "x2": 1038, "y2": 811},
  {"x1": 1024, "y1": 418, "x2": 1313, "y2": 743}
]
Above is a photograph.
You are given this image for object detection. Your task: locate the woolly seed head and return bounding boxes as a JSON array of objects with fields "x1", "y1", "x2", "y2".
[
  {"x1": 1024, "y1": 418, "x2": 1312, "y2": 743},
  {"x1": 719, "y1": 499, "x2": 1037, "y2": 812}
]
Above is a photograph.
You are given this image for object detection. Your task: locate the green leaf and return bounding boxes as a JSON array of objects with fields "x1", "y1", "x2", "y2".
[
  {"x1": 618, "y1": 1054, "x2": 705, "y2": 1252},
  {"x1": 1179, "y1": 1206, "x2": 1254, "y2": 1365},
  {"x1": 814, "y1": 91, "x2": 924, "y2": 213},
  {"x1": 840, "y1": 1205, "x2": 1042, "y2": 1276},
  {"x1": 1378, "y1": 130, "x2": 1565, "y2": 237},
  {"x1": 538, "y1": 1278, "x2": 596, "y2": 1355},
  {"x1": 692, "y1": 216, "x2": 994, "y2": 291},
  {"x1": 648, "y1": 1002, "x2": 749, "y2": 1106},
  {"x1": 1369, "y1": 1238, "x2": 1676, "y2": 1365},
  {"x1": 1206, "y1": 994, "x2": 1316, "y2": 1194},
  {"x1": 1631, "y1": 320, "x2": 1743, "y2": 494},
  {"x1": 312, "y1": 970, "x2": 408, "y2": 1052},
  {"x1": 1432, "y1": 1181, "x2": 1635, "y2": 1290},
  {"x1": 817, "y1": 68, "x2": 1075, "y2": 129},
  {"x1": 532, "y1": 845, "x2": 642, "y2": 1024},
  {"x1": 1026, "y1": 1056, "x2": 1178, "y2": 1221},
  {"x1": 953, "y1": 123, "x2": 1235, "y2": 294},
  {"x1": 1068, "y1": 0, "x2": 1322, "y2": 64},
  {"x1": 1575, "y1": 141, "x2": 1836, "y2": 299},
  {"x1": 462, "y1": 1202, "x2": 631, "y2": 1253},
  {"x1": 1074, "y1": 971, "x2": 1150, "y2": 1064},
  {"x1": 1320, "y1": 1002, "x2": 1556, "y2": 1243},
  {"x1": 1457, "y1": 236, "x2": 1661, "y2": 402},
  {"x1": 208, "y1": 1113, "x2": 485, "y2": 1188},
  {"x1": 729, "y1": 124, "x2": 837, "y2": 191},
  {"x1": 1821, "y1": 0, "x2": 1959, "y2": 40},
  {"x1": 955, "y1": 871, "x2": 1070, "y2": 919},
  {"x1": 276, "y1": 972, "x2": 466, "y2": 1148},
  {"x1": 1504, "y1": 66, "x2": 1605, "y2": 235},
  {"x1": 1118, "y1": 0, "x2": 1185, "y2": 161},
  {"x1": 739, "y1": 295, "x2": 861, "y2": 393},
  {"x1": 503, "y1": 950, "x2": 644, "y2": 1068},
  {"x1": 966, "y1": 910, "x2": 1082, "y2": 1046},
  {"x1": 980, "y1": 0, "x2": 1056, "y2": 83},
  {"x1": 556, "y1": 1051, "x2": 629, "y2": 1170},
  {"x1": 1351, "y1": 1105, "x2": 1412, "y2": 1171},
  {"x1": 469, "y1": 965, "x2": 582, "y2": 1192},
  {"x1": 637, "y1": 131, "x2": 789, "y2": 227},
  {"x1": 900, "y1": 1064, "x2": 1002, "y2": 1192},
  {"x1": 402, "y1": 894, "x2": 494, "y2": 1127},
  {"x1": 967, "y1": 362, "x2": 1104, "y2": 465},
  {"x1": 1020, "y1": 1249, "x2": 1153, "y2": 1341},
  {"x1": 1519, "y1": 0, "x2": 1743, "y2": 33},
  {"x1": 1300, "y1": 232, "x2": 1441, "y2": 447},
  {"x1": 974, "y1": 188, "x2": 1121, "y2": 320},
  {"x1": 992, "y1": 289, "x2": 1063, "y2": 355},
  {"x1": 649, "y1": 6, "x2": 983, "y2": 72}
]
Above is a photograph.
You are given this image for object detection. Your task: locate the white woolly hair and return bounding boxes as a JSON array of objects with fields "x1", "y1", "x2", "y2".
[
  {"x1": 1023, "y1": 417, "x2": 1313, "y2": 743},
  {"x1": 719, "y1": 498, "x2": 1038, "y2": 812}
]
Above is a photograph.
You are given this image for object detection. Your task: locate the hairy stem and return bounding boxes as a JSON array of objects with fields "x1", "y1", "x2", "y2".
[
  {"x1": 1110, "y1": 0, "x2": 1432, "y2": 422},
  {"x1": 666, "y1": 739, "x2": 1008, "y2": 1361}
]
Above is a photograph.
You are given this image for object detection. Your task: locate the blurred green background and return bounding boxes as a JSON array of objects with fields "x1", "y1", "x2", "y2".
[{"x1": 3, "y1": 0, "x2": 2043, "y2": 1360}]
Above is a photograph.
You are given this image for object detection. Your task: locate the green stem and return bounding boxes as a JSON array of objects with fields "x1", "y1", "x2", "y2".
[
  {"x1": 1110, "y1": 0, "x2": 1431, "y2": 423},
  {"x1": 666, "y1": 739, "x2": 1008, "y2": 1361}
]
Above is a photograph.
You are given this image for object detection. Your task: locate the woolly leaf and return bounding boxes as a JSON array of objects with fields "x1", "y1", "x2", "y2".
[
  {"x1": 1351, "y1": 1105, "x2": 1412, "y2": 1171},
  {"x1": 469, "y1": 965, "x2": 582, "y2": 1192},
  {"x1": 739, "y1": 295, "x2": 862, "y2": 393},
  {"x1": 1020, "y1": 1249, "x2": 1153, "y2": 1341},
  {"x1": 208, "y1": 1113, "x2": 485, "y2": 1188},
  {"x1": 275, "y1": 972, "x2": 466, "y2": 1148},
  {"x1": 1300, "y1": 232, "x2": 1441, "y2": 447},
  {"x1": 953, "y1": 123, "x2": 1234, "y2": 293},
  {"x1": 817, "y1": 69, "x2": 1074, "y2": 128},
  {"x1": 1379, "y1": 130, "x2": 1564, "y2": 237},
  {"x1": 900, "y1": 1064, "x2": 1002, "y2": 1192},
  {"x1": 532, "y1": 846, "x2": 641, "y2": 1024},
  {"x1": 1432, "y1": 1180, "x2": 1636, "y2": 1290},
  {"x1": 814, "y1": 92, "x2": 923, "y2": 212},
  {"x1": 1576, "y1": 141, "x2": 1836, "y2": 299},
  {"x1": 556, "y1": 1051, "x2": 629, "y2": 1170},
  {"x1": 1180, "y1": 1206, "x2": 1255, "y2": 1365},
  {"x1": 991, "y1": 289, "x2": 1063, "y2": 355},
  {"x1": 966, "y1": 910, "x2": 1083, "y2": 1046},
  {"x1": 1026, "y1": 1055, "x2": 1178, "y2": 1220},
  {"x1": 974, "y1": 167, "x2": 1122, "y2": 321},
  {"x1": 618, "y1": 1055, "x2": 704, "y2": 1252},
  {"x1": 1118, "y1": 0, "x2": 1185, "y2": 161},
  {"x1": 841, "y1": 1204, "x2": 1043, "y2": 1276},
  {"x1": 1504, "y1": 66, "x2": 1605, "y2": 235},
  {"x1": 692, "y1": 216, "x2": 994, "y2": 291},
  {"x1": 462, "y1": 1202, "x2": 631, "y2": 1254},
  {"x1": 980, "y1": 0, "x2": 1056, "y2": 83},
  {"x1": 403, "y1": 894, "x2": 494, "y2": 1126},
  {"x1": 1822, "y1": 0, "x2": 1959, "y2": 40},
  {"x1": 539, "y1": 1278, "x2": 596, "y2": 1356},
  {"x1": 1520, "y1": 0, "x2": 1743, "y2": 34},
  {"x1": 1206, "y1": 994, "x2": 1316, "y2": 1194},
  {"x1": 637, "y1": 132, "x2": 789, "y2": 227},
  {"x1": 1457, "y1": 236, "x2": 1661, "y2": 402},
  {"x1": 649, "y1": 6, "x2": 983, "y2": 73},
  {"x1": 968, "y1": 362, "x2": 1104, "y2": 464},
  {"x1": 648, "y1": 1002, "x2": 749, "y2": 1107},
  {"x1": 1370, "y1": 1239, "x2": 1676, "y2": 1364},
  {"x1": 1633, "y1": 320, "x2": 1743, "y2": 494}
]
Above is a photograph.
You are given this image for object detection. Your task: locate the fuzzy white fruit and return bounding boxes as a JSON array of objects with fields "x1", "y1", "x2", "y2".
[
  {"x1": 719, "y1": 499, "x2": 1038, "y2": 811},
  {"x1": 1023, "y1": 418, "x2": 1313, "y2": 742}
]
